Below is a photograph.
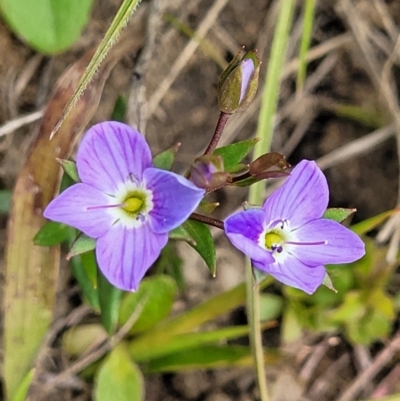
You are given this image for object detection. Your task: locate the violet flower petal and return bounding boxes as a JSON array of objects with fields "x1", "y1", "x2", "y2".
[
  {"x1": 225, "y1": 209, "x2": 274, "y2": 266},
  {"x1": 239, "y1": 59, "x2": 254, "y2": 103},
  {"x1": 263, "y1": 160, "x2": 328, "y2": 229},
  {"x1": 96, "y1": 223, "x2": 168, "y2": 291},
  {"x1": 291, "y1": 219, "x2": 366, "y2": 266},
  {"x1": 253, "y1": 257, "x2": 326, "y2": 294},
  {"x1": 77, "y1": 121, "x2": 153, "y2": 194},
  {"x1": 44, "y1": 183, "x2": 114, "y2": 238},
  {"x1": 144, "y1": 168, "x2": 205, "y2": 233}
]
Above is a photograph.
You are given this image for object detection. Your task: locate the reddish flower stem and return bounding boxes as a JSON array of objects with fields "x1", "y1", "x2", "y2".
[
  {"x1": 189, "y1": 212, "x2": 225, "y2": 230},
  {"x1": 203, "y1": 112, "x2": 231, "y2": 155}
]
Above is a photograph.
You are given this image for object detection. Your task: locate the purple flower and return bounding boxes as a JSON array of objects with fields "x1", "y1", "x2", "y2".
[
  {"x1": 224, "y1": 160, "x2": 365, "y2": 294},
  {"x1": 44, "y1": 122, "x2": 204, "y2": 291}
]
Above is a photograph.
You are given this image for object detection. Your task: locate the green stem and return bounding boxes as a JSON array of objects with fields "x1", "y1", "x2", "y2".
[
  {"x1": 246, "y1": 262, "x2": 269, "y2": 400},
  {"x1": 246, "y1": 0, "x2": 296, "y2": 400}
]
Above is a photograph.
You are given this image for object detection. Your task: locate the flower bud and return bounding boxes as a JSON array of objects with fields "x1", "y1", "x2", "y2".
[
  {"x1": 218, "y1": 49, "x2": 260, "y2": 113},
  {"x1": 189, "y1": 155, "x2": 230, "y2": 190}
]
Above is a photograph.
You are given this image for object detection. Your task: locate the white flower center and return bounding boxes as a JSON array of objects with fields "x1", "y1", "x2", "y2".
[
  {"x1": 108, "y1": 177, "x2": 154, "y2": 229},
  {"x1": 258, "y1": 219, "x2": 327, "y2": 263}
]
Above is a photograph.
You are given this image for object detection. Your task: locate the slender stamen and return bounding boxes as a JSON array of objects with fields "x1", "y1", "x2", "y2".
[
  {"x1": 286, "y1": 240, "x2": 327, "y2": 246},
  {"x1": 86, "y1": 203, "x2": 124, "y2": 211}
]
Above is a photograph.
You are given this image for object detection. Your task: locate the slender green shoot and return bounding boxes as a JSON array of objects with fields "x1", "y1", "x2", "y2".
[
  {"x1": 296, "y1": 0, "x2": 317, "y2": 92},
  {"x1": 50, "y1": 0, "x2": 143, "y2": 139},
  {"x1": 247, "y1": 1, "x2": 297, "y2": 400}
]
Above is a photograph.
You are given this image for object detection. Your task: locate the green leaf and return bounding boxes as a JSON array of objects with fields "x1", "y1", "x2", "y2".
[
  {"x1": 94, "y1": 343, "x2": 144, "y2": 401},
  {"x1": 323, "y1": 208, "x2": 356, "y2": 222},
  {"x1": 33, "y1": 221, "x2": 71, "y2": 246},
  {"x1": 70, "y1": 250, "x2": 99, "y2": 310},
  {"x1": 130, "y1": 324, "x2": 270, "y2": 362},
  {"x1": 168, "y1": 225, "x2": 195, "y2": 244},
  {"x1": 0, "y1": 189, "x2": 11, "y2": 213},
  {"x1": 68, "y1": 235, "x2": 96, "y2": 258},
  {"x1": 183, "y1": 219, "x2": 216, "y2": 276},
  {"x1": 213, "y1": 138, "x2": 260, "y2": 171},
  {"x1": 111, "y1": 96, "x2": 127, "y2": 122},
  {"x1": 62, "y1": 324, "x2": 107, "y2": 358},
  {"x1": 143, "y1": 345, "x2": 280, "y2": 373},
  {"x1": 58, "y1": 159, "x2": 80, "y2": 182},
  {"x1": 155, "y1": 243, "x2": 185, "y2": 290},
  {"x1": 152, "y1": 143, "x2": 180, "y2": 170},
  {"x1": 11, "y1": 368, "x2": 35, "y2": 401},
  {"x1": 98, "y1": 270, "x2": 123, "y2": 335},
  {"x1": 119, "y1": 275, "x2": 177, "y2": 334},
  {"x1": 0, "y1": 0, "x2": 94, "y2": 54},
  {"x1": 259, "y1": 294, "x2": 283, "y2": 322}
]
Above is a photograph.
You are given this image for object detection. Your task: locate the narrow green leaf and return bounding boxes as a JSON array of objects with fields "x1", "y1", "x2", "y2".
[
  {"x1": 351, "y1": 208, "x2": 398, "y2": 236},
  {"x1": 130, "y1": 325, "x2": 254, "y2": 362},
  {"x1": 11, "y1": 368, "x2": 35, "y2": 401},
  {"x1": 0, "y1": 0, "x2": 93, "y2": 54},
  {"x1": 323, "y1": 208, "x2": 356, "y2": 223},
  {"x1": 51, "y1": 0, "x2": 143, "y2": 138},
  {"x1": 111, "y1": 96, "x2": 127, "y2": 122},
  {"x1": 98, "y1": 270, "x2": 123, "y2": 335},
  {"x1": 94, "y1": 343, "x2": 144, "y2": 401},
  {"x1": 155, "y1": 243, "x2": 185, "y2": 290},
  {"x1": 70, "y1": 250, "x2": 99, "y2": 311},
  {"x1": 144, "y1": 345, "x2": 279, "y2": 373},
  {"x1": 58, "y1": 159, "x2": 80, "y2": 182},
  {"x1": 183, "y1": 219, "x2": 216, "y2": 276},
  {"x1": 296, "y1": 0, "x2": 317, "y2": 90},
  {"x1": 129, "y1": 278, "x2": 273, "y2": 360},
  {"x1": 213, "y1": 138, "x2": 260, "y2": 171},
  {"x1": 0, "y1": 189, "x2": 11, "y2": 213},
  {"x1": 68, "y1": 234, "x2": 96, "y2": 258},
  {"x1": 33, "y1": 221, "x2": 70, "y2": 246},
  {"x1": 119, "y1": 275, "x2": 177, "y2": 334},
  {"x1": 152, "y1": 143, "x2": 180, "y2": 170}
]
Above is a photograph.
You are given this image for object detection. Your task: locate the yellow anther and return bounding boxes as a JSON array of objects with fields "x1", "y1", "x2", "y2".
[
  {"x1": 265, "y1": 232, "x2": 283, "y2": 250},
  {"x1": 123, "y1": 197, "x2": 143, "y2": 213}
]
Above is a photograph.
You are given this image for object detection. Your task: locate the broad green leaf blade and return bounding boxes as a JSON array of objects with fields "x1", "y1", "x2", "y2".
[
  {"x1": 68, "y1": 234, "x2": 96, "y2": 258},
  {"x1": 98, "y1": 270, "x2": 123, "y2": 335},
  {"x1": 143, "y1": 345, "x2": 280, "y2": 373},
  {"x1": 62, "y1": 324, "x2": 107, "y2": 358},
  {"x1": 323, "y1": 208, "x2": 356, "y2": 223},
  {"x1": 51, "y1": 0, "x2": 143, "y2": 138},
  {"x1": 0, "y1": 0, "x2": 93, "y2": 54},
  {"x1": 213, "y1": 138, "x2": 260, "y2": 171},
  {"x1": 119, "y1": 275, "x2": 177, "y2": 334},
  {"x1": 33, "y1": 221, "x2": 70, "y2": 246},
  {"x1": 183, "y1": 219, "x2": 216, "y2": 276},
  {"x1": 94, "y1": 343, "x2": 144, "y2": 401}
]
